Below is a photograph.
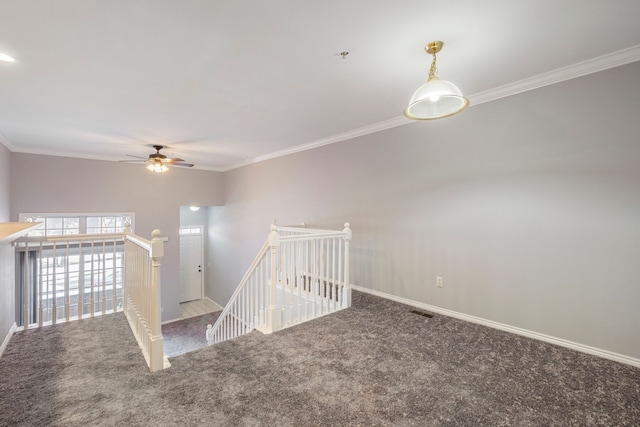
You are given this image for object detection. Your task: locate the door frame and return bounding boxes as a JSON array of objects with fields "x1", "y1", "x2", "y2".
[{"x1": 179, "y1": 225, "x2": 205, "y2": 302}]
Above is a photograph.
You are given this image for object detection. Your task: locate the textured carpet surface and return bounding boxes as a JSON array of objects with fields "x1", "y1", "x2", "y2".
[
  {"x1": 1, "y1": 292, "x2": 639, "y2": 426},
  {"x1": 162, "y1": 311, "x2": 221, "y2": 357}
]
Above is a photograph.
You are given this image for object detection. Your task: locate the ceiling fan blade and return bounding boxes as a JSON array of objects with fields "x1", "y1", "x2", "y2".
[
  {"x1": 171, "y1": 161, "x2": 194, "y2": 168},
  {"x1": 126, "y1": 154, "x2": 149, "y2": 160},
  {"x1": 167, "y1": 158, "x2": 188, "y2": 165},
  {"x1": 118, "y1": 159, "x2": 148, "y2": 163}
]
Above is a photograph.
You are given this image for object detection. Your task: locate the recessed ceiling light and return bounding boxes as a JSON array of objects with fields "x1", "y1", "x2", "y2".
[{"x1": 0, "y1": 53, "x2": 15, "y2": 63}]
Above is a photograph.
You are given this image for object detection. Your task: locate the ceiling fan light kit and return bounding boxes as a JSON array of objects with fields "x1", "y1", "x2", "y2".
[
  {"x1": 404, "y1": 41, "x2": 469, "y2": 120},
  {"x1": 147, "y1": 162, "x2": 169, "y2": 173}
]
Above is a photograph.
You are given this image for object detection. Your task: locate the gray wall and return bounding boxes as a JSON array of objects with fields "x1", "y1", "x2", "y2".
[
  {"x1": 210, "y1": 61, "x2": 640, "y2": 360},
  {"x1": 0, "y1": 142, "x2": 9, "y2": 222},
  {"x1": 10, "y1": 154, "x2": 223, "y2": 321},
  {"x1": 0, "y1": 142, "x2": 12, "y2": 343}
]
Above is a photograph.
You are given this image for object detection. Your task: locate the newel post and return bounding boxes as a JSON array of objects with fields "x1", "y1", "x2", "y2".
[
  {"x1": 149, "y1": 229, "x2": 164, "y2": 371},
  {"x1": 267, "y1": 220, "x2": 281, "y2": 333},
  {"x1": 342, "y1": 222, "x2": 352, "y2": 308}
]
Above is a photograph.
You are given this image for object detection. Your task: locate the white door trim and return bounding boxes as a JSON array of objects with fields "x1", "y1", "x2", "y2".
[{"x1": 180, "y1": 225, "x2": 204, "y2": 302}]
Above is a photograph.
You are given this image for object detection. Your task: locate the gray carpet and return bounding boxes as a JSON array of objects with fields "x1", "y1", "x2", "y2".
[
  {"x1": 162, "y1": 311, "x2": 222, "y2": 357},
  {"x1": 1, "y1": 292, "x2": 639, "y2": 426}
]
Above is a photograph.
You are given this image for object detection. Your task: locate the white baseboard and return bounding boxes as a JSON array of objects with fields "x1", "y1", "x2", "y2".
[
  {"x1": 351, "y1": 284, "x2": 640, "y2": 368},
  {"x1": 162, "y1": 297, "x2": 223, "y2": 326},
  {"x1": 0, "y1": 322, "x2": 17, "y2": 359},
  {"x1": 205, "y1": 297, "x2": 224, "y2": 311}
]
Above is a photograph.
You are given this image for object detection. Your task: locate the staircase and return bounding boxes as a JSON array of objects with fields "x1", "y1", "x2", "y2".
[{"x1": 206, "y1": 222, "x2": 352, "y2": 345}]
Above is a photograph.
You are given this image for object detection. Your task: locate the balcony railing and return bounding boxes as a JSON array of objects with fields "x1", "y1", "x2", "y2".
[
  {"x1": 14, "y1": 226, "x2": 168, "y2": 371},
  {"x1": 15, "y1": 233, "x2": 126, "y2": 328}
]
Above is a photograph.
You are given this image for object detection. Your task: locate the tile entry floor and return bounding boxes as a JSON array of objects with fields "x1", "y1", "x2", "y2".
[{"x1": 179, "y1": 298, "x2": 221, "y2": 320}]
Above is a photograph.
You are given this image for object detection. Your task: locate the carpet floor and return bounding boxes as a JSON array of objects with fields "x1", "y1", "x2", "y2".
[
  {"x1": 162, "y1": 311, "x2": 222, "y2": 357},
  {"x1": 1, "y1": 292, "x2": 639, "y2": 426}
]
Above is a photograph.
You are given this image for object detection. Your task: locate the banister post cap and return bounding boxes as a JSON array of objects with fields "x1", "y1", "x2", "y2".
[
  {"x1": 269, "y1": 220, "x2": 280, "y2": 246},
  {"x1": 343, "y1": 222, "x2": 352, "y2": 239}
]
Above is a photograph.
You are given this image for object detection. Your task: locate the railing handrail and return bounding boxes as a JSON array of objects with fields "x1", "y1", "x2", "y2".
[
  {"x1": 208, "y1": 238, "x2": 270, "y2": 334},
  {"x1": 47, "y1": 232, "x2": 125, "y2": 242},
  {"x1": 279, "y1": 231, "x2": 349, "y2": 242},
  {"x1": 275, "y1": 225, "x2": 342, "y2": 235},
  {"x1": 124, "y1": 232, "x2": 151, "y2": 251},
  {"x1": 275, "y1": 223, "x2": 351, "y2": 242},
  {"x1": 207, "y1": 221, "x2": 351, "y2": 345},
  {"x1": 14, "y1": 232, "x2": 125, "y2": 245}
]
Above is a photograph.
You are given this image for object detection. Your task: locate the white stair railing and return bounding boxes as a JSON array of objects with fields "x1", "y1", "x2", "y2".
[
  {"x1": 123, "y1": 227, "x2": 169, "y2": 372},
  {"x1": 206, "y1": 221, "x2": 351, "y2": 345},
  {"x1": 205, "y1": 239, "x2": 271, "y2": 345}
]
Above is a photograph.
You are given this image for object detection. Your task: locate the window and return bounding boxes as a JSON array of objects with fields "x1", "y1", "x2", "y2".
[
  {"x1": 20, "y1": 213, "x2": 134, "y2": 236},
  {"x1": 86, "y1": 215, "x2": 130, "y2": 234},
  {"x1": 180, "y1": 226, "x2": 203, "y2": 235},
  {"x1": 15, "y1": 212, "x2": 133, "y2": 326}
]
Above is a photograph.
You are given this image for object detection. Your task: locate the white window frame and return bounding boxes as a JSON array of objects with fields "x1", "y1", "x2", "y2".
[
  {"x1": 179, "y1": 225, "x2": 203, "y2": 236},
  {"x1": 18, "y1": 212, "x2": 135, "y2": 236}
]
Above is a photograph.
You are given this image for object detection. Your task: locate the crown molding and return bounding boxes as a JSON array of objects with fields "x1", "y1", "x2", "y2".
[
  {"x1": 468, "y1": 44, "x2": 640, "y2": 106},
  {"x1": 0, "y1": 133, "x2": 15, "y2": 151},
  {"x1": 221, "y1": 115, "x2": 412, "y2": 172},
  {"x1": 8, "y1": 146, "x2": 227, "y2": 172},
  {"x1": 225, "y1": 44, "x2": 640, "y2": 172},
  {"x1": 5, "y1": 45, "x2": 639, "y2": 173}
]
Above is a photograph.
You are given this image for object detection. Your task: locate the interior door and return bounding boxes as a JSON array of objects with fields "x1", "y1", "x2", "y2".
[{"x1": 180, "y1": 228, "x2": 203, "y2": 303}]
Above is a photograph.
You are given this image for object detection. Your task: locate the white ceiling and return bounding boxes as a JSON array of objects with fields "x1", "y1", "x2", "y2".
[{"x1": 1, "y1": 1, "x2": 640, "y2": 171}]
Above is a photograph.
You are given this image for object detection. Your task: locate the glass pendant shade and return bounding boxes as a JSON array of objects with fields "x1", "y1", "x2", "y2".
[{"x1": 404, "y1": 77, "x2": 469, "y2": 120}]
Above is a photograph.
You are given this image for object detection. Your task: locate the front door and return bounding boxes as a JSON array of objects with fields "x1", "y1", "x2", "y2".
[{"x1": 180, "y1": 227, "x2": 204, "y2": 303}]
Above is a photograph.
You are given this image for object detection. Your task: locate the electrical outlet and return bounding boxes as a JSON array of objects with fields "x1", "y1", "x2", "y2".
[{"x1": 436, "y1": 276, "x2": 443, "y2": 288}]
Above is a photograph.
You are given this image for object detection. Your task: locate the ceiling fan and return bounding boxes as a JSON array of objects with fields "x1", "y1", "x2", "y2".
[{"x1": 120, "y1": 145, "x2": 194, "y2": 173}]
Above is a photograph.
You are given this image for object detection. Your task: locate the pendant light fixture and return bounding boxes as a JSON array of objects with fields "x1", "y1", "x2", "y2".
[{"x1": 404, "y1": 41, "x2": 469, "y2": 120}]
